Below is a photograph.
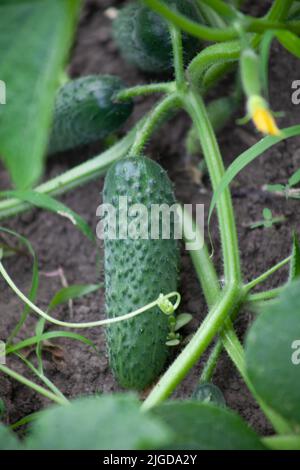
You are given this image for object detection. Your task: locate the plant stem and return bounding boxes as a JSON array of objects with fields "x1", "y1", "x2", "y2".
[
  {"x1": 169, "y1": 24, "x2": 185, "y2": 90},
  {"x1": 182, "y1": 207, "x2": 228, "y2": 385},
  {"x1": 143, "y1": 85, "x2": 243, "y2": 406},
  {"x1": 143, "y1": 0, "x2": 295, "y2": 42},
  {"x1": 199, "y1": 339, "x2": 223, "y2": 383},
  {"x1": 116, "y1": 82, "x2": 175, "y2": 101},
  {"x1": 247, "y1": 286, "x2": 283, "y2": 303},
  {"x1": 188, "y1": 40, "x2": 241, "y2": 90},
  {"x1": 0, "y1": 260, "x2": 180, "y2": 329},
  {"x1": 262, "y1": 435, "x2": 300, "y2": 451},
  {"x1": 199, "y1": 0, "x2": 239, "y2": 20},
  {"x1": 0, "y1": 364, "x2": 68, "y2": 406},
  {"x1": 183, "y1": 89, "x2": 241, "y2": 284},
  {"x1": 181, "y1": 206, "x2": 220, "y2": 308},
  {"x1": 129, "y1": 94, "x2": 180, "y2": 156},
  {"x1": 221, "y1": 323, "x2": 245, "y2": 377},
  {"x1": 15, "y1": 352, "x2": 68, "y2": 402},
  {"x1": 244, "y1": 256, "x2": 291, "y2": 292},
  {"x1": 143, "y1": 0, "x2": 237, "y2": 41},
  {"x1": 196, "y1": 0, "x2": 228, "y2": 29},
  {"x1": 142, "y1": 283, "x2": 241, "y2": 410}
]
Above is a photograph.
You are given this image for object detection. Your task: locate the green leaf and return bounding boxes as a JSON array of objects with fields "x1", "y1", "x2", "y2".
[
  {"x1": 174, "y1": 313, "x2": 193, "y2": 331},
  {"x1": 153, "y1": 401, "x2": 265, "y2": 450},
  {"x1": 275, "y1": 31, "x2": 300, "y2": 59},
  {"x1": 48, "y1": 284, "x2": 101, "y2": 311},
  {"x1": 246, "y1": 280, "x2": 300, "y2": 427},
  {"x1": 25, "y1": 394, "x2": 171, "y2": 450},
  {"x1": 0, "y1": 0, "x2": 81, "y2": 189},
  {"x1": 266, "y1": 183, "x2": 285, "y2": 193},
  {"x1": 208, "y1": 125, "x2": 300, "y2": 225},
  {"x1": 0, "y1": 190, "x2": 94, "y2": 241},
  {"x1": 6, "y1": 331, "x2": 97, "y2": 355},
  {"x1": 0, "y1": 424, "x2": 22, "y2": 450},
  {"x1": 289, "y1": 233, "x2": 300, "y2": 281},
  {"x1": 263, "y1": 207, "x2": 272, "y2": 221},
  {"x1": 288, "y1": 168, "x2": 300, "y2": 188}
]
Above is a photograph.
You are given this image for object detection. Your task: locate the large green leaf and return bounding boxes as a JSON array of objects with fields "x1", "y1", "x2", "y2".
[
  {"x1": 246, "y1": 280, "x2": 300, "y2": 427},
  {"x1": 0, "y1": 423, "x2": 22, "y2": 450},
  {"x1": 0, "y1": 0, "x2": 81, "y2": 189},
  {"x1": 25, "y1": 394, "x2": 171, "y2": 450},
  {"x1": 153, "y1": 401, "x2": 265, "y2": 450}
]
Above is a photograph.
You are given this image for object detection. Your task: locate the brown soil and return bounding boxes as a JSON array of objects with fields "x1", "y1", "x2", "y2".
[{"x1": 1, "y1": 0, "x2": 300, "y2": 437}]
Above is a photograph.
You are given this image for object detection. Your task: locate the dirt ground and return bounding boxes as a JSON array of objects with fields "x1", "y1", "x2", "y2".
[{"x1": 1, "y1": 0, "x2": 300, "y2": 436}]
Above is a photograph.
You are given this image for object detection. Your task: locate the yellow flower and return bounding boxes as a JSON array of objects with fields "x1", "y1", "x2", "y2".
[
  {"x1": 248, "y1": 95, "x2": 281, "y2": 136},
  {"x1": 252, "y1": 108, "x2": 281, "y2": 136}
]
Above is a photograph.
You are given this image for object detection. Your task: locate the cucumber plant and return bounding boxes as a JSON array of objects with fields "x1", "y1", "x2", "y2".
[{"x1": 1, "y1": 0, "x2": 300, "y2": 451}]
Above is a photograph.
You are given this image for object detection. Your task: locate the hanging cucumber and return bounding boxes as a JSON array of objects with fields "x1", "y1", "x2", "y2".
[
  {"x1": 48, "y1": 75, "x2": 133, "y2": 154},
  {"x1": 103, "y1": 156, "x2": 180, "y2": 390},
  {"x1": 113, "y1": 1, "x2": 201, "y2": 73}
]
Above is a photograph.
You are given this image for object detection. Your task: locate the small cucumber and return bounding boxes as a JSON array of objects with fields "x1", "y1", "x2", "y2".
[
  {"x1": 48, "y1": 75, "x2": 133, "y2": 154},
  {"x1": 103, "y1": 156, "x2": 180, "y2": 390},
  {"x1": 113, "y1": 1, "x2": 201, "y2": 73}
]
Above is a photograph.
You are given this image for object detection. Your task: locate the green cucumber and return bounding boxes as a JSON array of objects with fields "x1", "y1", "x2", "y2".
[
  {"x1": 113, "y1": 1, "x2": 201, "y2": 73},
  {"x1": 48, "y1": 75, "x2": 133, "y2": 154},
  {"x1": 103, "y1": 156, "x2": 180, "y2": 390}
]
